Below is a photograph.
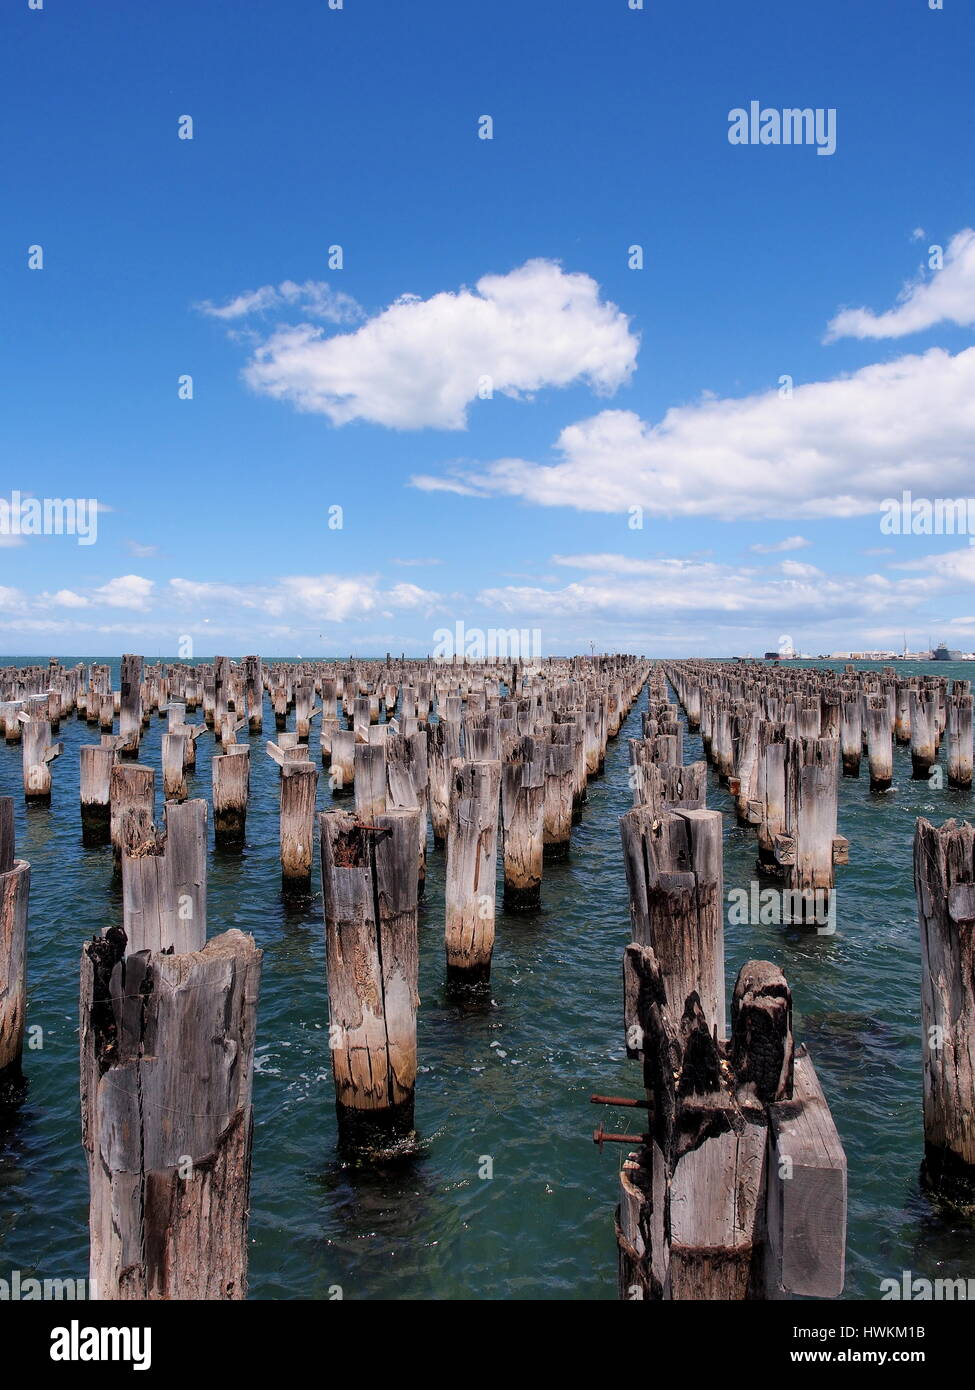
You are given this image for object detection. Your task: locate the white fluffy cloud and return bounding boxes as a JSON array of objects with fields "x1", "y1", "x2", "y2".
[
  {"x1": 826, "y1": 229, "x2": 975, "y2": 340},
  {"x1": 413, "y1": 345, "x2": 975, "y2": 521},
  {"x1": 240, "y1": 260, "x2": 638, "y2": 429},
  {"x1": 47, "y1": 589, "x2": 89, "y2": 609},
  {"x1": 94, "y1": 575, "x2": 155, "y2": 611}
]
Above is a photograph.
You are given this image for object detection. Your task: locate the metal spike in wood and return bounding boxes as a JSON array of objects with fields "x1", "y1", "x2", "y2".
[{"x1": 319, "y1": 808, "x2": 421, "y2": 1152}]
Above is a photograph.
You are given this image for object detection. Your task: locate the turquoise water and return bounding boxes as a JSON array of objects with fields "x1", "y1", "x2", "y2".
[{"x1": 0, "y1": 657, "x2": 972, "y2": 1299}]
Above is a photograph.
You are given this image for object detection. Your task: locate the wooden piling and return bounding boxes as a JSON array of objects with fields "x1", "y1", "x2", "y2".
[
  {"x1": 914, "y1": 817, "x2": 975, "y2": 1211},
  {"x1": 865, "y1": 695, "x2": 893, "y2": 792},
  {"x1": 0, "y1": 799, "x2": 30, "y2": 1103},
  {"x1": 81, "y1": 928, "x2": 262, "y2": 1298},
  {"x1": 319, "y1": 809, "x2": 421, "y2": 1150},
  {"x1": 119, "y1": 653, "x2": 143, "y2": 757},
  {"x1": 280, "y1": 760, "x2": 318, "y2": 891},
  {"x1": 910, "y1": 690, "x2": 938, "y2": 780},
  {"x1": 947, "y1": 693, "x2": 973, "y2": 789},
  {"x1": 500, "y1": 735, "x2": 545, "y2": 911},
  {"x1": 21, "y1": 698, "x2": 63, "y2": 802},
  {"x1": 109, "y1": 763, "x2": 155, "y2": 865},
  {"x1": 213, "y1": 749, "x2": 250, "y2": 848},
  {"x1": 162, "y1": 732, "x2": 188, "y2": 802},
  {"x1": 620, "y1": 806, "x2": 725, "y2": 1037},
  {"x1": 121, "y1": 800, "x2": 208, "y2": 954},
  {"x1": 445, "y1": 759, "x2": 501, "y2": 987},
  {"x1": 543, "y1": 739, "x2": 574, "y2": 861},
  {"x1": 80, "y1": 744, "x2": 117, "y2": 845}
]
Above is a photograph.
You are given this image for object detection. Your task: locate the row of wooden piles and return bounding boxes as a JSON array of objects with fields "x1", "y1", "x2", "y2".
[
  {"x1": 667, "y1": 659, "x2": 856, "y2": 920},
  {"x1": 668, "y1": 659, "x2": 973, "y2": 793},
  {"x1": 597, "y1": 662, "x2": 975, "y2": 1302},
  {"x1": 600, "y1": 668, "x2": 848, "y2": 1299},
  {"x1": 0, "y1": 651, "x2": 648, "y2": 1298}
]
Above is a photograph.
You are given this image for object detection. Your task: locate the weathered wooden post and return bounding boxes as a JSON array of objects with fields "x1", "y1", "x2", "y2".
[
  {"x1": 162, "y1": 732, "x2": 188, "y2": 802},
  {"x1": 865, "y1": 695, "x2": 893, "y2": 792},
  {"x1": 21, "y1": 698, "x2": 63, "y2": 802},
  {"x1": 109, "y1": 763, "x2": 155, "y2": 865},
  {"x1": 80, "y1": 928, "x2": 262, "y2": 1298},
  {"x1": 212, "y1": 748, "x2": 250, "y2": 848},
  {"x1": 1, "y1": 700, "x2": 25, "y2": 743},
  {"x1": 543, "y1": 738, "x2": 574, "y2": 860},
  {"x1": 0, "y1": 800, "x2": 30, "y2": 1103},
  {"x1": 840, "y1": 697, "x2": 862, "y2": 778},
  {"x1": 428, "y1": 717, "x2": 461, "y2": 848},
  {"x1": 80, "y1": 744, "x2": 117, "y2": 845},
  {"x1": 243, "y1": 654, "x2": 263, "y2": 734},
  {"x1": 319, "y1": 809, "x2": 421, "y2": 1151},
  {"x1": 280, "y1": 760, "x2": 318, "y2": 891},
  {"x1": 329, "y1": 729, "x2": 355, "y2": 794},
  {"x1": 894, "y1": 680, "x2": 913, "y2": 744},
  {"x1": 500, "y1": 735, "x2": 545, "y2": 911},
  {"x1": 611, "y1": 940, "x2": 846, "y2": 1298},
  {"x1": 947, "y1": 693, "x2": 973, "y2": 789},
  {"x1": 620, "y1": 806, "x2": 725, "y2": 1036},
  {"x1": 910, "y1": 690, "x2": 938, "y2": 781},
  {"x1": 445, "y1": 759, "x2": 501, "y2": 988},
  {"x1": 121, "y1": 800, "x2": 208, "y2": 954},
  {"x1": 775, "y1": 736, "x2": 846, "y2": 925},
  {"x1": 386, "y1": 731, "x2": 429, "y2": 895},
  {"x1": 914, "y1": 818, "x2": 975, "y2": 1210},
  {"x1": 354, "y1": 741, "x2": 387, "y2": 820},
  {"x1": 118, "y1": 653, "x2": 143, "y2": 757}
]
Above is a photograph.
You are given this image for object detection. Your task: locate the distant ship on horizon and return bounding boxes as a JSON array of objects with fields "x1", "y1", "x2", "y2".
[{"x1": 931, "y1": 641, "x2": 963, "y2": 661}]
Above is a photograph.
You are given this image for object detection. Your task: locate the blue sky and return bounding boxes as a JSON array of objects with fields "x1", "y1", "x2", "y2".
[{"x1": 2, "y1": 0, "x2": 974, "y2": 657}]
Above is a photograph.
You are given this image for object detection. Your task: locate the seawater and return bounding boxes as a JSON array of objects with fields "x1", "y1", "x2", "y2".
[{"x1": 0, "y1": 656, "x2": 972, "y2": 1300}]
